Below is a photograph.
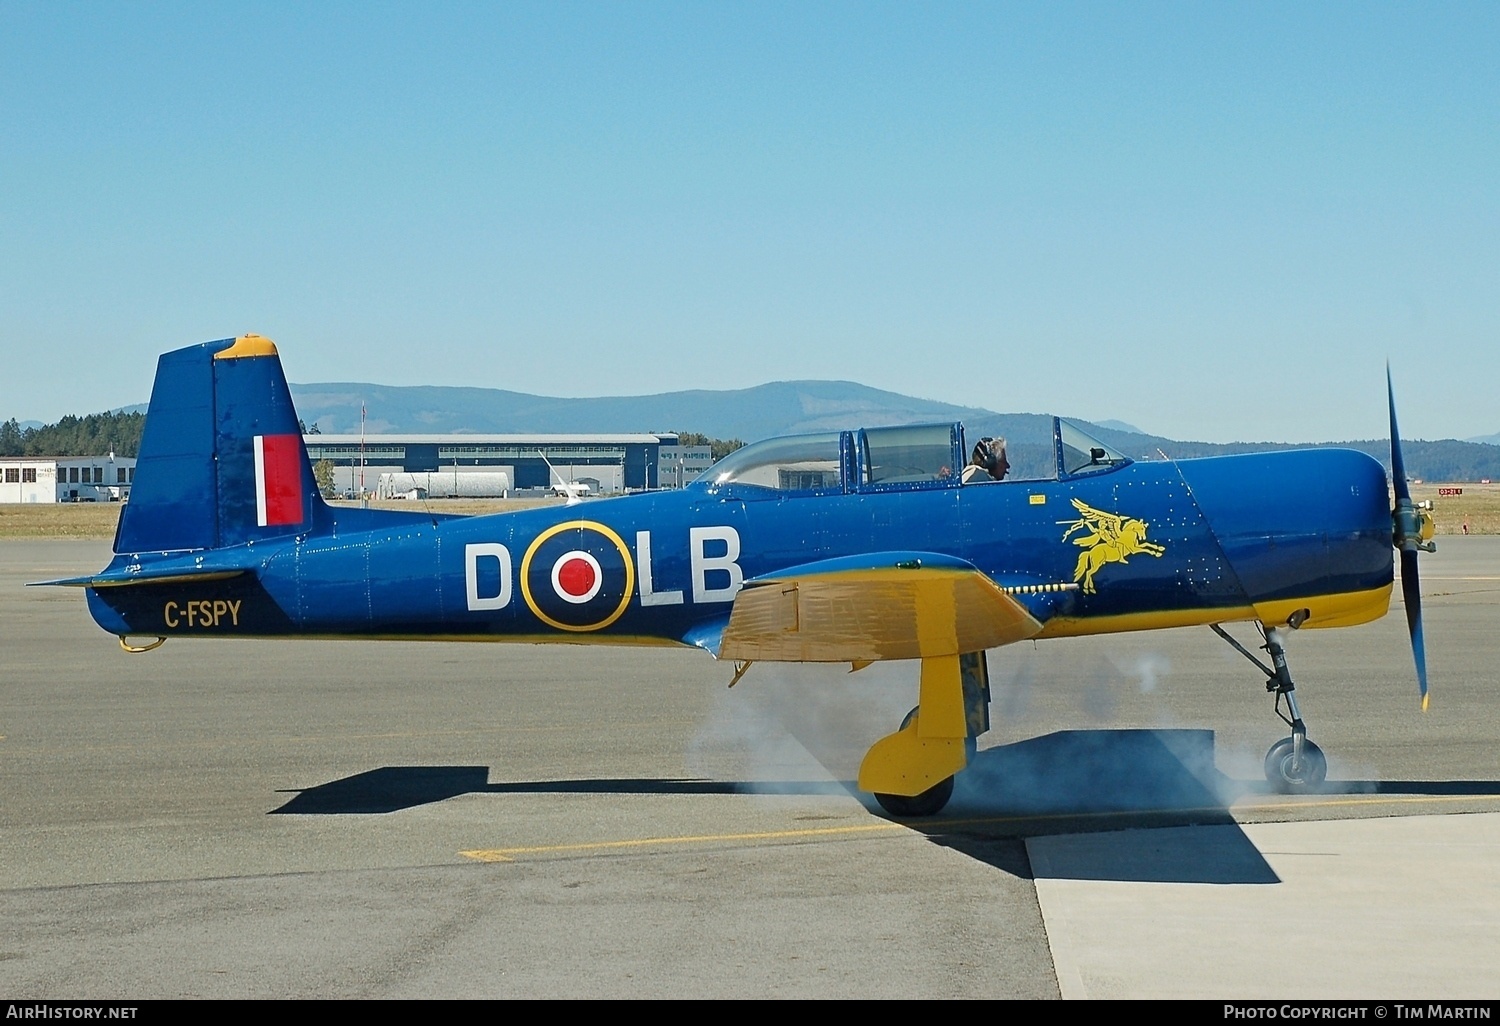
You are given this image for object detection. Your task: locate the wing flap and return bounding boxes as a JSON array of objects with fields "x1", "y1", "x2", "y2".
[{"x1": 720, "y1": 552, "x2": 1042, "y2": 662}]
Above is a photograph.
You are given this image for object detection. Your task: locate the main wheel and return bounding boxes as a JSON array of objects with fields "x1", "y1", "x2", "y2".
[
  {"x1": 900, "y1": 706, "x2": 978, "y2": 761},
  {"x1": 1264, "y1": 736, "x2": 1327, "y2": 794},
  {"x1": 874, "y1": 775, "x2": 954, "y2": 818}
]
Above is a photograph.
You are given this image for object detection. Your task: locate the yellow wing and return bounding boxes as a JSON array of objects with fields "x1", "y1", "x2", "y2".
[{"x1": 718, "y1": 554, "x2": 1043, "y2": 663}]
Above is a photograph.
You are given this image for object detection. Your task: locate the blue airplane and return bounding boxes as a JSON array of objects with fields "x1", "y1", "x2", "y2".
[{"x1": 41, "y1": 335, "x2": 1435, "y2": 816}]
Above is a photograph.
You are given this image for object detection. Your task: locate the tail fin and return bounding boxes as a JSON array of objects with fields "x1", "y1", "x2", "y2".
[{"x1": 116, "y1": 335, "x2": 325, "y2": 554}]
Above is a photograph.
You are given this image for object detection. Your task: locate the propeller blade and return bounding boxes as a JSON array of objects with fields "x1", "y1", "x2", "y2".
[
  {"x1": 1400, "y1": 548, "x2": 1430, "y2": 711},
  {"x1": 1388, "y1": 364, "x2": 1410, "y2": 502},
  {"x1": 1388, "y1": 366, "x2": 1430, "y2": 710}
]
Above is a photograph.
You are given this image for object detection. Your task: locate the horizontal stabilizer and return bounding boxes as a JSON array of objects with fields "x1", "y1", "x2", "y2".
[
  {"x1": 720, "y1": 551, "x2": 1042, "y2": 663},
  {"x1": 31, "y1": 566, "x2": 251, "y2": 589}
]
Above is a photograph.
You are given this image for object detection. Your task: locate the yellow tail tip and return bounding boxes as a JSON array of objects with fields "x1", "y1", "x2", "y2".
[
  {"x1": 1422, "y1": 692, "x2": 1430, "y2": 713},
  {"x1": 214, "y1": 334, "x2": 279, "y2": 360}
]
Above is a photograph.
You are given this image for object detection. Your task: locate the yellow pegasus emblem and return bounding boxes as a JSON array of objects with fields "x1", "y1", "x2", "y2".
[{"x1": 1058, "y1": 499, "x2": 1166, "y2": 594}]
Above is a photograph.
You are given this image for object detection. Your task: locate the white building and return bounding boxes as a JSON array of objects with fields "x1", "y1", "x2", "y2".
[
  {"x1": 658, "y1": 445, "x2": 716, "y2": 488},
  {"x1": 0, "y1": 455, "x2": 136, "y2": 503},
  {"x1": 304, "y1": 433, "x2": 681, "y2": 497}
]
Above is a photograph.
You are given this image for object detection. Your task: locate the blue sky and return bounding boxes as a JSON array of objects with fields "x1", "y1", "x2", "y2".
[{"x1": 2, "y1": 2, "x2": 1496, "y2": 442}]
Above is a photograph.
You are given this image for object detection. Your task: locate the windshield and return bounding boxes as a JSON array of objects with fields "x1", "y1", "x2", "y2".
[
  {"x1": 699, "y1": 432, "x2": 844, "y2": 494},
  {"x1": 1059, "y1": 419, "x2": 1131, "y2": 477}
]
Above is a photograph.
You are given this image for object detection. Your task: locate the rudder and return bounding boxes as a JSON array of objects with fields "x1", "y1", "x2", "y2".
[{"x1": 116, "y1": 335, "x2": 324, "y2": 554}]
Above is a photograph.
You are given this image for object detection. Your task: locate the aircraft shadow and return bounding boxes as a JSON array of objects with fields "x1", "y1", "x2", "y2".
[
  {"x1": 911, "y1": 728, "x2": 1280, "y2": 884},
  {"x1": 270, "y1": 768, "x2": 848, "y2": 815},
  {"x1": 267, "y1": 731, "x2": 1500, "y2": 885},
  {"x1": 951, "y1": 728, "x2": 1230, "y2": 817},
  {"x1": 902, "y1": 734, "x2": 1500, "y2": 881},
  {"x1": 1244, "y1": 779, "x2": 1500, "y2": 797},
  {"x1": 1364, "y1": 780, "x2": 1500, "y2": 794}
]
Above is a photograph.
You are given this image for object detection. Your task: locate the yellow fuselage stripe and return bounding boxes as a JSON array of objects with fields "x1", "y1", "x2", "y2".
[
  {"x1": 1036, "y1": 583, "x2": 1392, "y2": 638},
  {"x1": 147, "y1": 585, "x2": 1392, "y2": 650}
]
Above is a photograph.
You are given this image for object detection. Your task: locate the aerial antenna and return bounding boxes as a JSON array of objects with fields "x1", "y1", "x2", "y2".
[{"x1": 540, "y1": 450, "x2": 585, "y2": 506}]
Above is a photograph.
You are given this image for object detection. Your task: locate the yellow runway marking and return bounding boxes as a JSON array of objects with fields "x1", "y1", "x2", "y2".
[
  {"x1": 461, "y1": 821, "x2": 909, "y2": 862},
  {"x1": 460, "y1": 792, "x2": 1500, "y2": 863}
]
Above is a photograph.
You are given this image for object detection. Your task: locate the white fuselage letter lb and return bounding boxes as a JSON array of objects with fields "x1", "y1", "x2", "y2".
[
  {"x1": 636, "y1": 530, "x2": 684, "y2": 606},
  {"x1": 690, "y1": 525, "x2": 743, "y2": 603},
  {"x1": 465, "y1": 543, "x2": 513, "y2": 611}
]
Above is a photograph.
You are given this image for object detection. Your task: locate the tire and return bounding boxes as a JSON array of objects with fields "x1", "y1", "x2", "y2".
[
  {"x1": 874, "y1": 775, "x2": 955, "y2": 818},
  {"x1": 1264, "y1": 736, "x2": 1327, "y2": 794}
]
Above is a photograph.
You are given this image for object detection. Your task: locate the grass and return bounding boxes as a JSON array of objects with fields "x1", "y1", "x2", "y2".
[
  {"x1": 0, "y1": 502, "x2": 123, "y2": 539},
  {"x1": 2, "y1": 486, "x2": 1496, "y2": 539},
  {"x1": 1410, "y1": 483, "x2": 1500, "y2": 536}
]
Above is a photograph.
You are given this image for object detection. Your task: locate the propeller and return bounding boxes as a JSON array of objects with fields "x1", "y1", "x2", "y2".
[{"x1": 1388, "y1": 365, "x2": 1434, "y2": 710}]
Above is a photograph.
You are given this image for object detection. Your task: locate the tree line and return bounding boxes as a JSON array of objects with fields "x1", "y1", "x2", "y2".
[
  {"x1": 0, "y1": 412, "x2": 732, "y2": 463},
  {"x1": 0, "y1": 412, "x2": 146, "y2": 457},
  {"x1": 674, "y1": 431, "x2": 745, "y2": 460}
]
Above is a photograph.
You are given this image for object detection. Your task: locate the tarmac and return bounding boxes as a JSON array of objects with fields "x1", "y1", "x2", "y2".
[{"x1": 1, "y1": 538, "x2": 1497, "y2": 998}]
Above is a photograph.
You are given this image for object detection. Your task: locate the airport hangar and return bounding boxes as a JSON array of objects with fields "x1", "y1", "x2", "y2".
[{"x1": 303, "y1": 434, "x2": 715, "y2": 498}]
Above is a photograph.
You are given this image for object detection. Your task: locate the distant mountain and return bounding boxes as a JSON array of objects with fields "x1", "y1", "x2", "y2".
[
  {"x1": 288, "y1": 379, "x2": 996, "y2": 442},
  {"x1": 44, "y1": 379, "x2": 1500, "y2": 482},
  {"x1": 283, "y1": 378, "x2": 1500, "y2": 482},
  {"x1": 957, "y1": 416, "x2": 1500, "y2": 483},
  {"x1": 1467, "y1": 432, "x2": 1500, "y2": 446}
]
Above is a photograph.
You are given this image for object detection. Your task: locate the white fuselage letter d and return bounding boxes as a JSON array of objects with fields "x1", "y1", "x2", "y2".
[{"x1": 465, "y1": 543, "x2": 512, "y2": 611}]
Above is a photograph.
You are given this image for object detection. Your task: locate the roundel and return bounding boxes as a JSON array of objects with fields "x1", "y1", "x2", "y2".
[
  {"x1": 551, "y1": 550, "x2": 602, "y2": 604},
  {"x1": 520, "y1": 521, "x2": 635, "y2": 632}
]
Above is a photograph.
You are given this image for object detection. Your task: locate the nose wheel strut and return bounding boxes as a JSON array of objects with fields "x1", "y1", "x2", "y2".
[{"x1": 1210, "y1": 619, "x2": 1327, "y2": 793}]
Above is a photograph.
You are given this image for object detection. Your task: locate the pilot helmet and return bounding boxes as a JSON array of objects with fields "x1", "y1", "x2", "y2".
[{"x1": 972, "y1": 437, "x2": 1000, "y2": 472}]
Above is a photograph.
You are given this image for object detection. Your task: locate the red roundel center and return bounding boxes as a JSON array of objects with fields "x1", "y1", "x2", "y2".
[{"x1": 557, "y1": 556, "x2": 597, "y2": 598}]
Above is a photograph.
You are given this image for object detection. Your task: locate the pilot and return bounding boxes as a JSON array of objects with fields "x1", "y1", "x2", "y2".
[{"x1": 962, "y1": 436, "x2": 1010, "y2": 483}]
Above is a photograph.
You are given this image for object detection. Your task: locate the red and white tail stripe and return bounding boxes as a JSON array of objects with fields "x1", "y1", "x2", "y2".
[{"x1": 253, "y1": 434, "x2": 305, "y2": 528}]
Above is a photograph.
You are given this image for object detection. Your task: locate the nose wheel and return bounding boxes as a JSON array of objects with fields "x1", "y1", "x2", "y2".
[
  {"x1": 1211, "y1": 617, "x2": 1329, "y2": 795},
  {"x1": 1264, "y1": 735, "x2": 1327, "y2": 793}
]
